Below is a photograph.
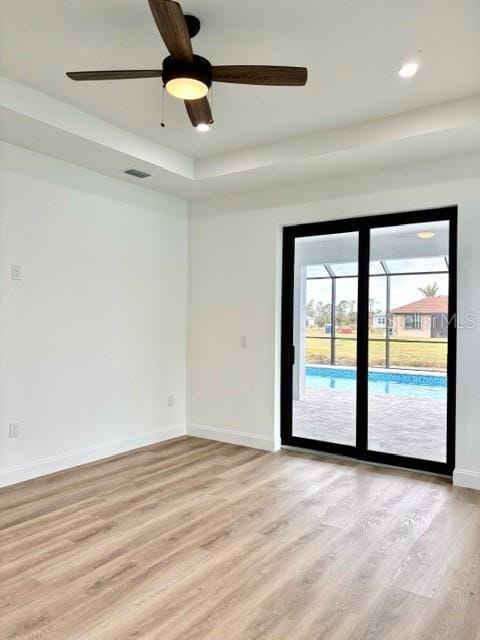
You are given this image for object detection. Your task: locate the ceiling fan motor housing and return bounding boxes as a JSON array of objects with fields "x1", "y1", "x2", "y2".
[
  {"x1": 184, "y1": 15, "x2": 201, "y2": 39},
  {"x1": 162, "y1": 55, "x2": 212, "y2": 92}
]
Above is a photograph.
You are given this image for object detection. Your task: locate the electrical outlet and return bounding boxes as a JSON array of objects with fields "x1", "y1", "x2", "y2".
[
  {"x1": 240, "y1": 335, "x2": 248, "y2": 349},
  {"x1": 9, "y1": 423, "x2": 20, "y2": 438},
  {"x1": 11, "y1": 265, "x2": 21, "y2": 281},
  {"x1": 168, "y1": 394, "x2": 174, "y2": 408}
]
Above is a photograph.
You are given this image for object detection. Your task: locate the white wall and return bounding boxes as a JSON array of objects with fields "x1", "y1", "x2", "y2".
[
  {"x1": 0, "y1": 143, "x2": 188, "y2": 486},
  {"x1": 2, "y1": 142, "x2": 479, "y2": 490},
  {"x1": 187, "y1": 153, "x2": 480, "y2": 489}
]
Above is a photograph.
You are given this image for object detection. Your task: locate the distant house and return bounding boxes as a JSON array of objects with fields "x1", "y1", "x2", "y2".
[
  {"x1": 371, "y1": 313, "x2": 387, "y2": 331},
  {"x1": 390, "y1": 295, "x2": 448, "y2": 338}
]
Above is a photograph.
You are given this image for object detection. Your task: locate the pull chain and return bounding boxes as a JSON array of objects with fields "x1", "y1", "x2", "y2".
[
  {"x1": 161, "y1": 85, "x2": 166, "y2": 128},
  {"x1": 209, "y1": 84, "x2": 214, "y2": 123}
]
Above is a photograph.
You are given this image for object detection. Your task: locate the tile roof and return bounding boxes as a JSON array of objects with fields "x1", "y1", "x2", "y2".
[{"x1": 391, "y1": 295, "x2": 448, "y2": 314}]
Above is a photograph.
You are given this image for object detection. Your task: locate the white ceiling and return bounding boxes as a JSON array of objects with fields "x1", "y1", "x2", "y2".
[{"x1": 1, "y1": 0, "x2": 479, "y2": 159}]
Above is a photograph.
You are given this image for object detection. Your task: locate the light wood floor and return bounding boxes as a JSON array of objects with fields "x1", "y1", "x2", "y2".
[{"x1": 1, "y1": 437, "x2": 480, "y2": 640}]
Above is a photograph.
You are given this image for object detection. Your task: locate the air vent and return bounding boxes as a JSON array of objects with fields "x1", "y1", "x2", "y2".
[{"x1": 124, "y1": 169, "x2": 151, "y2": 179}]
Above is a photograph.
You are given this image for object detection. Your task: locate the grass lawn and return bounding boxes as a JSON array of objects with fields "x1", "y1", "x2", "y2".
[{"x1": 305, "y1": 327, "x2": 447, "y2": 370}]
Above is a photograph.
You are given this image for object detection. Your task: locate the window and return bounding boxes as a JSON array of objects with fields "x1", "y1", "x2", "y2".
[{"x1": 404, "y1": 314, "x2": 421, "y2": 330}]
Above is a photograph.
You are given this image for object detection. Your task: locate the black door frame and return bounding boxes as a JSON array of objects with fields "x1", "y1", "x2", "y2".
[{"x1": 281, "y1": 206, "x2": 457, "y2": 476}]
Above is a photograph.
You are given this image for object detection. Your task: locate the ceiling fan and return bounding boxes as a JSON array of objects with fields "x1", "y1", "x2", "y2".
[{"x1": 66, "y1": 0, "x2": 308, "y2": 130}]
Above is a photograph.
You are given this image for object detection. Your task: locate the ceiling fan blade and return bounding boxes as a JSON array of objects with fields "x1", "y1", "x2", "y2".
[
  {"x1": 148, "y1": 0, "x2": 193, "y2": 62},
  {"x1": 185, "y1": 97, "x2": 213, "y2": 127},
  {"x1": 67, "y1": 70, "x2": 162, "y2": 81},
  {"x1": 212, "y1": 65, "x2": 308, "y2": 86}
]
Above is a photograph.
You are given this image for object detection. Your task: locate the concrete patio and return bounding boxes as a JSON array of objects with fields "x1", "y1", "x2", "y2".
[{"x1": 293, "y1": 387, "x2": 447, "y2": 462}]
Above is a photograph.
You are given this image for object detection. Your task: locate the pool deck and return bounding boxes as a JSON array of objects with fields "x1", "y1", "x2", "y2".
[{"x1": 293, "y1": 387, "x2": 447, "y2": 462}]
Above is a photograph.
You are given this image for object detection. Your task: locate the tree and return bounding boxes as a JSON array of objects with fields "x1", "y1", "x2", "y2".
[
  {"x1": 418, "y1": 282, "x2": 439, "y2": 297},
  {"x1": 346, "y1": 299, "x2": 357, "y2": 326},
  {"x1": 369, "y1": 298, "x2": 382, "y2": 314},
  {"x1": 315, "y1": 301, "x2": 331, "y2": 328},
  {"x1": 306, "y1": 299, "x2": 316, "y2": 325},
  {"x1": 335, "y1": 299, "x2": 356, "y2": 327}
]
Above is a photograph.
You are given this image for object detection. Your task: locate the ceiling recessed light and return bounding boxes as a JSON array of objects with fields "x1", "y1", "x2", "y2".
[
  {"x1": 196, "y1": 123, "x2": 210, "y2": 132},
  {"x1": 399, "y1": 62, "x2": 419, "y2": 78},
  {"x1": 417, "y1": 231, "x2": 435, "y2": 239}
]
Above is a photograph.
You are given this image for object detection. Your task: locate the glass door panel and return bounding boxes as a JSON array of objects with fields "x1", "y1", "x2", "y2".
[
  {"x1": 367, "y1": 220, "x2": 450, "y2": 462},
  {"x1": 292, "y1": 232, "x2": 358, "y2": 446}
]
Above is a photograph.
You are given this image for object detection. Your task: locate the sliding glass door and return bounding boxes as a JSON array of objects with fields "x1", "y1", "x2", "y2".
[
  {"x1": 281, "y1": 208, "x2": 456, "y2": 475},
  {"x1": 292, "y1": 232, "x2": 358, "y2": 447}
]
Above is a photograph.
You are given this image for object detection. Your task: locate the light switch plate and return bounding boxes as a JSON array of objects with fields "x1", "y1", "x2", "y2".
[
  {"x1": 11, "y1": 265, "x2": 21, "y2": 280},
  {"x1": 9, "y1": 423, "x2": 20, "y2": 438}
]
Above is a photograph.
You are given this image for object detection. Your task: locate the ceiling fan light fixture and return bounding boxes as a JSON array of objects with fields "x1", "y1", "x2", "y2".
[
  {"x1": 196, "y1": 123, "x2": 210, "y2": 132},
  {"x1": 162, "y1": 55, "x2": 212, "y2": 101},
  {"x1": 166, "y1": 77, "x2": 209, "y2": 100}
]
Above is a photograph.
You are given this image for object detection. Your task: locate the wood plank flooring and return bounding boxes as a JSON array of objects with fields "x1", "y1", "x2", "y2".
[{"x1": 1, "y1": 436, "x2": 479, "y2": 639}]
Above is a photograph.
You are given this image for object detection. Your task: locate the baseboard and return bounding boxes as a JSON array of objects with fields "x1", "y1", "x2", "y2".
[
  {"x1": 187, "y1": 423, "x2": 276, "y2": 452},
  {"x1": 0, "y1": 424, "x2": 186, "y2": 488},
  {"x1": 453, "y1": 468, "x2": 480, "y2": 490}
]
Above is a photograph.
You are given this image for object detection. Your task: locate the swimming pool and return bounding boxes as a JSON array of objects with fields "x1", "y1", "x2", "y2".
[{"x1": 305, "y1": 366, "x2": 447, "y2": 400}]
